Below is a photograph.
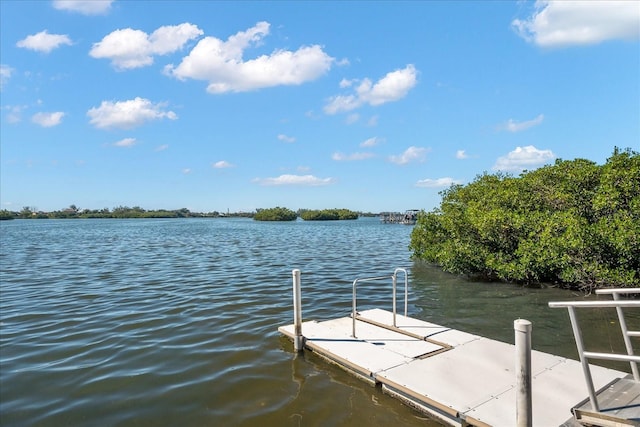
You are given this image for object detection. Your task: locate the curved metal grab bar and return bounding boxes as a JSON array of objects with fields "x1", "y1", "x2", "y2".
[{"x1": 352, "y1": 268, "x2": 409, "y2": 338}]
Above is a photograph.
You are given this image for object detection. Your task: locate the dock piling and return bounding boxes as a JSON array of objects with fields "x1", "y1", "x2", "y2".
[
  {"x1": 515, "y1": 319, "x2": 532, "y2": 427},
  {"x1": 292, "y1": 269, "x2": 304, "y2": 352}
]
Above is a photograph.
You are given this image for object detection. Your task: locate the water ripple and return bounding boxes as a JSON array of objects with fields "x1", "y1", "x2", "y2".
[
  {"x1": 4, "y1": 218, "x2": 624, "y2": 427},
  {"x1": 2, "y1": 218, "x2": 425, "y2": 427}
]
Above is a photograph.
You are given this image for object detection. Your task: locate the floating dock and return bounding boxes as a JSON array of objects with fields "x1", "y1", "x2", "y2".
[
  {"x1": 278, "y1": 270, "x2": 640, "y2": 427},
  {"x1": 380, "y1": 209, "x2": 419, "y2": 224}
]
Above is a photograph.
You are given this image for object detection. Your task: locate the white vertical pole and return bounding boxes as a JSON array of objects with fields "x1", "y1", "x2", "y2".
[
  {"x1": 392, "y1": 273, "x2": 397, "y2": 327},
  {"x1": 612, "y1": 293, "x2": 640, "y2": 381},
  {"x1": 515, "y1": 319, "x2": 532, "y2": 427},
  {"x1": 292, "y1": 269, "x2": 304, "y2": 352},
  {"x1": 567, "y1": 306, "x2": 599, "y2": 412}
]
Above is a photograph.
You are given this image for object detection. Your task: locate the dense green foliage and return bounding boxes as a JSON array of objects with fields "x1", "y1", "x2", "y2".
[
  {"x1": 409, "y1": 148, "x2": 640, "y2": 290},
  {"x1": 0, "y1": 210, "x2": 14, "y2": 220},
  {"x1": 253, "y1": 207, "x2": 298, "y2": 221},
  {"x1": 299, "y1": 208, "x2": 359, "y2": 220}
]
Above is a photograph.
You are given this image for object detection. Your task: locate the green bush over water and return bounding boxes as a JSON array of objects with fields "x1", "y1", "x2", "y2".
[
  {"x1": 300, "y1": 209, "x2": 358, "y2": 220},
  {"x1": 409, "y1": 148, "x2": 640, "y2": 290},
  {"x1": 253, "y1": 207, "x2": 298, "y2": 221},
  {"x1": 0, "y1": 210, "x2": 14, "y2": 220}
]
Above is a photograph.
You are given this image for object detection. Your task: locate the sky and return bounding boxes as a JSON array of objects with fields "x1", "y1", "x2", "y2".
[{"x1": 1, "y1": 1, "x2": 639, "y2": 214}]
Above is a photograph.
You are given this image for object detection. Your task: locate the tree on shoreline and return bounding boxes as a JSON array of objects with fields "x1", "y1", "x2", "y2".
[{"x1": 409, "y1": 148, "x2": 639, "y2": 290}]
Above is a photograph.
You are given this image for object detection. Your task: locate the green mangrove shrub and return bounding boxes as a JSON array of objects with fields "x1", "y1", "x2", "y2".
[
  {"x1": 253, "y1": 207, "x2": 298, "y2": 221},
  {"x1": 409, "y1": 148, "x2": 639, "y2": 290},
  {"x1": 300, "y1": 209, "x2": 358, "y2": 220}
]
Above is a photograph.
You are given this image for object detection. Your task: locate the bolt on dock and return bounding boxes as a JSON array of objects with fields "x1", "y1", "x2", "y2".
[{"x1": 278, "y1": 269, "x2": 640, "y2": 427}]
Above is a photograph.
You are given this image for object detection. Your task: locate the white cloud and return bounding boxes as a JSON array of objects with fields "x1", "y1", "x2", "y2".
[
  {"x1": 360, "y1": 136, "x2": 383, "y2": 147},
  {"x1": 456, "y1": 150, "x2": 468, "y2": 159},
  {"x1": 325, "y1": 95, "x2": 359, "y2": 115},
  {"x1": 166, "y1": 21, "x2": 334, "y2": 93},
  {"x1": 277, "y1": 134, "x2": 296, "y2": 143},
  {"x1": 363, "y1": 65, "x2": 419, "y2": 106},
  {"x1": 339, "y1": 78, "x2": 354, "y2": 88},
  {"x1": 324, "y1": 65, "x2": 418, "y2": 114},
  {"x1": 114, "y1": 137, "x2": 136, "y2": 147},
  {"x1": 498, "y1": 114, "x2": 544, "y2": 132},
  {"x1": 17, "y1": 30, "x2": 72, "y2": 54},
  {"x1": 345, "y1": 113, "x2": 360, "y2": 124},
  {"x1": 155, "y1": 144, "x2": 169, "y2": 151},
  {"x1": 512, "y1": 1, "x2": 640, "y2": 48},
  {"x1": 493, "y1": 145, "x2": 555, "y2": 172},
  {"x1": 388, "y1": 146, "x2": 429, "y2": 165},
  {"x1": 415, "y1": 177, "x2": 461, "y2": 188},
  {"x1": 332, "y1": 151, "x2": 374, "y2": 161},
  {"x1": 31, "y1": 111, "x2": 65, "y2": 127},
  {"x1": 1, "y1": 65, "x2": 13, "y2": 90},
  {"x1": 87, "y1": 97, "x2": 177, "y2": 130},
  {"x1": 90, "y1": 23, "x2": 203, "y2": 70},
  {"x1": 213, "y1": 160, "x2": 234, "y2": 168},
  {"x1": 253, "y1": 174, "x2": 335, "y2": 186},
  {"x1": 182, "y1": 168, "x2": 192, "y2": 174},
  {"x1": 4, "y1": 105, "x2": 25, "y2": 123},
  {"x1": 53, "y1": 0, "x2": 114, "y2": 15}
]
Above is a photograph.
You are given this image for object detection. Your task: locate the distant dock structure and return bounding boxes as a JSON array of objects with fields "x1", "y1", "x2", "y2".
[{"x1": 380, "y1": 209, "x2": 420, "y2": 225}]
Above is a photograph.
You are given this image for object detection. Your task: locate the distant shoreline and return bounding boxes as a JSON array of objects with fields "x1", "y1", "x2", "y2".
[{"x1": 0, "y1": 207, "x2": 383, "y2": 221}]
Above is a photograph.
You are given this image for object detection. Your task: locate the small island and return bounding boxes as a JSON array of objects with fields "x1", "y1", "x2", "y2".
[
  {"x1": 253, "y1": 207, "x2": 298, "y2": 221},
  {"x1": 299, "y1": 208, "x2": 359, "y2": 221},
  {"x1": 252, "y1": 207, "x2": 359, "y2": 221}
]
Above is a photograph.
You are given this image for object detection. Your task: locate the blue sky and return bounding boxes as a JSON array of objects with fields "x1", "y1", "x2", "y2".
[{"x1": 1, "y1": 1, "x2": 638, "y2": 214}]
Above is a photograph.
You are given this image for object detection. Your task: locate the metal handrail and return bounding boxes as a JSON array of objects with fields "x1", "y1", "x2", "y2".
[
  {"x1": 549, "y1": 289, "x2": 640, "y2": 412},
  {"x1": 393, "y1": 267, "x2": 409, "y2": 327},
  {"x1": 597, "y1": 288, "x2": 640, "y2": 382},
  {"x1": 352, "y1": 268, "x2": 408, "y2": 338}
]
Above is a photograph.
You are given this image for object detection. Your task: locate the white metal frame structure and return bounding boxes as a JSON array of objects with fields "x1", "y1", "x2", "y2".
[{"x1": 549, "y1": 288, "x2": 640, "y2": 412}]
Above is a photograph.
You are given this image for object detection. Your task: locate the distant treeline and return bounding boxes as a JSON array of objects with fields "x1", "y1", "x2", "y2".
[
  {"x1": 0, "y1": 206, "x2": 374, "y2": 221},
  {"x1": 409, "y1": 147, "x2": 639, "y2": 290},
  {"x1": 0, "y1": 206, "x2": 249, "y2": 220}
]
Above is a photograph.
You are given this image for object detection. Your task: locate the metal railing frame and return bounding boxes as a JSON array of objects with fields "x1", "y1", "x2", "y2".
[
  {"x1": 549, "y1": 288, "x2": 640, "y2": 412},
  {"x1": 351, "y1": 268, "x2": 408, "y2": 338}
]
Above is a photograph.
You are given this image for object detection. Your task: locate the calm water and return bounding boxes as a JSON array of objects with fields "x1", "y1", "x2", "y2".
[{"x1": 1, "y1": 218, "x2": 637, "y2": 427}]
